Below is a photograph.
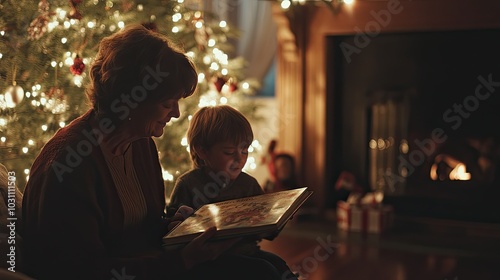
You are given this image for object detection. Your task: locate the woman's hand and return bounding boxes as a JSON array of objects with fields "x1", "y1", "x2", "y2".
[
  {"x1": 167, "y1": 205, "x2": 194, "y2": 232},
  {"x1": 181, "y1": 227, "x2": 241, "y2": 269}
]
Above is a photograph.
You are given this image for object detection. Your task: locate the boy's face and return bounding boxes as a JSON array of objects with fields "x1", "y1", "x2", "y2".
[{"x1": 199, "y1": 141, "x2": 249, "y2": 181}]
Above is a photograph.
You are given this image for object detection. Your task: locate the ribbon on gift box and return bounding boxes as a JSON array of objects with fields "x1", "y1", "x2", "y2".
[{"x1": 337, "y1": 201, "x2": 393, "y2": 233}]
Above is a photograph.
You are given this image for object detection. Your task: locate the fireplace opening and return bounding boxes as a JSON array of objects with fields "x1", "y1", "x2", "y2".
[{"x1": 326, "y1": 29, "x2": 500, "y2": 223}]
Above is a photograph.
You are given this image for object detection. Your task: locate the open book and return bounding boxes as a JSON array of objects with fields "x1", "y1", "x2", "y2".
[{"x1": 163, "y1": 187, "x2": 313, "y2": 246}]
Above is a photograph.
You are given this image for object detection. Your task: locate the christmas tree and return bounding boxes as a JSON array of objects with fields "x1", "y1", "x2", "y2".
[{"x1": 0, "y1": 0, "x2": 263, "y2": 193}]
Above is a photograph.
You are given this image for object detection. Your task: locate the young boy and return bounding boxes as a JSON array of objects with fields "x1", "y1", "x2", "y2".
[
  {"x1": 168, "y1": 105, "x2": 262, "y2": 210},
  {"x1": 168, "y1": 105, "x2": 297, "y2": 279}
]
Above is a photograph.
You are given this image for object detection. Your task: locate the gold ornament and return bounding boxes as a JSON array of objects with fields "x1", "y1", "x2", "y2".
[{"x1": 4, "y1": 84, "x2": 24, "y2": 108}]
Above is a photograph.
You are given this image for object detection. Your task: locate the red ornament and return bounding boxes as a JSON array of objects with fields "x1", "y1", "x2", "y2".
[
  {"x1": 227, "y1": 79, "x2": 238, "y2": 93},
  {"x1": 70, "y1": 55, "x2": 85, "y2": 75},
  {"x1": 213, "y1": 76, "x2": 227, "y2": 93}
]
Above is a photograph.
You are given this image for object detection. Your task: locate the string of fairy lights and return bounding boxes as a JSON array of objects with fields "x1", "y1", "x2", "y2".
[
  {"x1": 0, "y1": 0, "x2": 263, "y2": 185},
  {"x1": 278, "y1": 0, "x2": 354, "y2": 10}
]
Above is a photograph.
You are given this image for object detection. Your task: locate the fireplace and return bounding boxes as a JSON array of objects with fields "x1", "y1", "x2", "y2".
[{"x1": 326, "y1": 29, "x2": 500, "y2": 223}]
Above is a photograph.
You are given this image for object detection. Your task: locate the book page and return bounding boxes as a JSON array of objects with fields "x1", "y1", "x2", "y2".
[{"x1": 166, "y1": 187, "x2": 308, "y2": 238}]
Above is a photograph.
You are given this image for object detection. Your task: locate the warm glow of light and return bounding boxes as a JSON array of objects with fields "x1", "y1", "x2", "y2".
[
  {"x1": 118, "y1": 21, "x2": 125, "y2": 29},
  {"x1": 173, "y1": 13, "x2": 182, "y2": 22},
  {"x1": 203, "y1": 55, "x2": 211, "y2": 65},
  {"x1": 28, "y1": 139, "x2": 34, "y2": 145},
  {"x1": 450, "y1": 163, "x2": 471, "y2": 180},
  {"x1": 210, "y1": 62, "x2": 219, "y2": 70},
  {"x1": 48, "y1": 21, "x2": 58, "y2": 31},
  {"x1": 41, "y1": 125, "x2": 48, "y2": 131},
  {"x1": 59, "y1": 122, "x2": 66, "y2": 128},
  {"x1": 51, "y1": 61, "x2": 57, "y2": 67},
  {"x1": 221, "y1": 84, "x2": 230, "y2": 94},
  {"x1": 0, "y1": 119, "x2": 6, "y2": 126},
  {"x1": 0, "y1": 137, "x2": 6, "y2": 142},
  {"x1": 344, "y1": 0, "x2": 355, "y2": 5},
  {"x1": 219, "y1": 97, "x2": 228, "y2": 104},
  {"x1": 197, "y1": 73, "x2": 205, "y2": 83},
  {"x1": 281, "y1": 0, "x2": 291, "y2": 9},
  {"x1": 137, "y1": 4, "x2": 143, "y2": 11},
  {"x1": 57, "y1": 8, "x2": 66, "y2": 19},
  {"x1": 369, "y1": 139, "x2": 377, "y2": 149},
  {"x1": 212, "y1": 48, "x2": 228, "y2": 65},
  {"x1": 207, "y1": 204, "x2": 220, "y2": 216},
  {"x1": 219, "y1": 21, "x2": 227, "y2": 28},
  {"x1": 172, "y1": 26, "x2": 179, "y2": 33},
  {"x1": 221, "y1": 69, "x2": 228, "y2": 75},
  {"x1": 22, "y1": 147, "x2": 28, "y2": 153},
  {"x1": 377, "y1": 138, "x2": 385, "y2": 150},
  {"x1": 400, "y1": 167, "x2": 408, "y2": 177},
  {"x1": 400, "y1": 139, "x2": 409, "y2": 154},
  {"x1": 24, "y1": 169, "x2": 29, "y2": 175},
  {"x1": 208, "y1": 39, "x2": 216, "y2": 47},
  {"x1": 242, "y1": 82, "x2": 250, "y2": 90},
  {"x1": 430, "y1": 163, "x2": 438, "y2": 180},
  {"x1": 162, "y1": 169, "x2": 174, "y2": 181},
  {"x1": 252, "y1": 140, "x2": 261, "y2": 148},
  {"x1": 195, "y1": 21, "x2": 203, "y2": 29},
  {"x1": 73, "y1": 75, "x2": 84, "y2": 87},
  {"x1": 65, "y1": 57, "x2": 73, "y2": 65},
  {"x1": 61, "y1": 37, "x2": 68, "y2": 44},
  {"x1": 87, "y1": 21, "x2": 96, "y2": 28},
  {"x1": 181, "y1": 137, "x2": 188, "y2": 146}
]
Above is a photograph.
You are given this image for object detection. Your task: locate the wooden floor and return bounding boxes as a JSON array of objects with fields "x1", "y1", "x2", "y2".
[{"x1": 260, "y1": 216, "x2": 500, "y2": 280}]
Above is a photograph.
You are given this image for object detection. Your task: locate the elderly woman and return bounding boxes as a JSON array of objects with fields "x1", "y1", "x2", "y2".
[{"x1": 22, "y1": 25, "x2": 283, "y2": 280}]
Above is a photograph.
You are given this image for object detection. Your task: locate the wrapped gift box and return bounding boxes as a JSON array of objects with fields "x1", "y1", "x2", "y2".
[
  {"x1": 337, "y1": 201, "x2": 394, "y2": 233},
  {"x1": 367, "y1": 205, "x2": 394, "y2": 233}
]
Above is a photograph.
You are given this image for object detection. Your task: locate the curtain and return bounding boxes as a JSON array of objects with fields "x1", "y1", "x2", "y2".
[{"x1": 207, "y1": 0, "x2": 277, "y2": 81}]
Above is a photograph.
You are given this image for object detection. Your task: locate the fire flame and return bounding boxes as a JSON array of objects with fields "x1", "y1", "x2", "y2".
[{"x1": 430, "y1": 154, "x2": 471, "y2": 181}]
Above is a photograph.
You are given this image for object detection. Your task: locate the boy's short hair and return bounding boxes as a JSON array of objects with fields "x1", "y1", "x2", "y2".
[{"x1": 187, "y1": 105, "x2": 253, "y2": 168}]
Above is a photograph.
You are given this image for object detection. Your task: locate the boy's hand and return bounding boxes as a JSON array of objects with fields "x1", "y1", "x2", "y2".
[
  {"x1": 181, "y1": 227, "x2": 241, "y2": 269},
  {"x1": 167, "y1": 205, "x2": 194, "y2": 232}
]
